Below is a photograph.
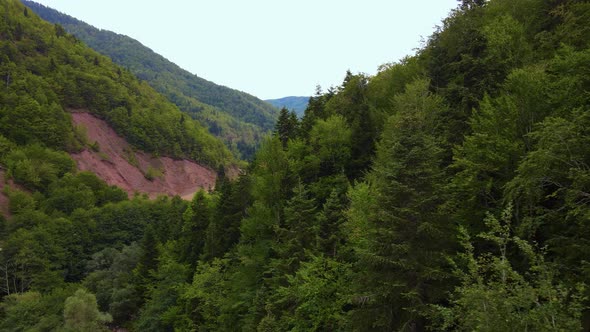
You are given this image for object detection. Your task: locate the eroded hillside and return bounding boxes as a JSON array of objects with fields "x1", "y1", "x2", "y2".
[{"x1": 71, "y1": 112, "x2": 216, "y2": 199}]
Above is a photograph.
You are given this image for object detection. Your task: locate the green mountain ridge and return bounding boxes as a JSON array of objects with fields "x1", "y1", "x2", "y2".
[
  {"x1": 22, "y1": 0, "x2": 278, "y2": 159},
  {"x1": 265, "y1": 96, "x2": 310, "y2": 117},
  {"x1": 0, "y1": 0, "x2": 235, "y2": 168}
]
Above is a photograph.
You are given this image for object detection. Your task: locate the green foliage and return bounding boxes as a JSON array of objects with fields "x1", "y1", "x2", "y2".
[
  {"x1": 553, "y1": 2, "x2": 590, "y2": 50},
  {"x1": 0, "y1": 134, "x2": 16, "y2": 158},
  {"x1": 317, "y1": 189, "x2": 348, "y2": 257},
  {"x1": 63, "y1": 288, "x2": 112, "y2": 331},
  {"x1": 344, "y1": 181, "x2": 375, "y2": 254},
  {"x1": 0, "y1": 87, "x2": 73, "y2": 149},
  {"x1": 324, "y1": 72, "x2": 377, "y2": 178},
  {"x1": 250, "y1": 136, "x2": 291, "y2": 212},
  {"x1": 309, "y1": 115, "x2": 352, "y2": 174},
  {"x1": 448, "y1": 65, "x2": 551, "y2": 234},
  {"x1": 1, "y1": 292, "x2": 49, "y2": 331},
  {"x1": 133, "y1": 225, "x2": 159, "y2": 300},
  {"x1": 1, "y1": 0, "x2": 236, "y2": 168},
  {"x1": 215, "y1": 137, "x2": 292, "y2": 328},
  {"x1": 505, "y1": 110, "x2": 590, "y2": 297},
  {"x1": 3, "y1": 144, "x2": 76, "y2": 191},
  {"x1": 273, "y1": 183, "x2": 318, "y2": 271},
  {"x1": 143, "y1": 165, "x2": 163, "y2": 181},
  {"x1": 0, "y1": 286, "x2": 78, "y2": 331},
  {"x1": 5, "y1": 187, "x2": 36, "y2": 214},
  {"x1": 432, "y1": 205, "x2": 585, "y2": 331},
  {"x1": 83, "y1": 244, "x2": 141, "y2": 324},
  {"x1": 367, "y1": 56, "x2": 425, "y2": 112},
  {"x1": 300, "y1": 86, "x2": 333, "y2": 137},
  {"x1": 277, "y1": 255, "x2": 353, "y2": 331},
  {"x1": 134, "y1": 241, "x2": 191, "y2": 332},
  {"x1": 181, "y1": 258, "x2": 230, "y2": 330},
  {"x1": 0, "y1": 0, "x2": 588, "y2": 330},
  {"x1": 347, "y1": 79, "x2": 455, "y2": 329},
  {"x1": 179, "y1": 190, "x2": 211, "y2": 267},
  {"x1": 203, "y1": 172, "x2": 251, "y2": 261},
  {"x1": 274, "y1": 107, "x2": 299, "y2": 148},
  {"x1": 44, "y1": 173, "x2": 97, "y2": 215}
]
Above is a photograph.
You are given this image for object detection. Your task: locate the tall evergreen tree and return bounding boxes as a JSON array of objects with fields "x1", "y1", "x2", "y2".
[
  {"x1": 133, "y1": 225, "x2": 159, "y2": 301},
  {"x1": 324, "y1": 73, "x2": 376, "y2": 178},
  {"x1": 219, "y1": 136, "x2": 292, "y2": 329},
  {"x1": 317, "y1": 189, "x2": 347, "y2": 258},
  {"x1": 179, "y1": 191, "x2": 210, "y2": 268},
  {"x1": 273, "y1": 183, "x2": 318, "y2": 271},
  {"x1": 300, "y1": 85, "x2": 332, "y2": 136},
  {"x1": 203, "y1": 173, "x2": 251, "y2": 261},
  {"x1": 274, "y1": 107, "x2": 299, "y2": 148},
  {"x1": 261, "y1": 183, "x2": 319, "y2": 330},
  {"x1": 351, "y1": 80, "x2": 455, "y2": 330}
]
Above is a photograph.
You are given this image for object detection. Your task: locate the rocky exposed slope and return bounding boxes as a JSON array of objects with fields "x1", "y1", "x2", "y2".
[{"x1": 71, "y1": 112, "x2": 216, "y2": 199}]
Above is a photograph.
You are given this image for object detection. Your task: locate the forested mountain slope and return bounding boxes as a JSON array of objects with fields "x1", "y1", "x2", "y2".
[
  {"x1": 23, "y1": 0, "x2": 279, "y2": 159},
  {"x1": 1, "y1": 0, "x2": 236, "y2": 169},
  {"x1": 0, "y1": 1, "x2": 234, "y2": 330},
  {"x1": 2, "y1": 0, "x2": 590, "y2": 331},
  {"x1": 265, "y1": 96, "x2": 310, "y2": 117}
]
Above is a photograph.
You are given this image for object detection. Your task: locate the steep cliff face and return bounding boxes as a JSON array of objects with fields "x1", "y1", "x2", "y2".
[{"x1": 71, "y1": 112, "x2": 216, "y2": 199}]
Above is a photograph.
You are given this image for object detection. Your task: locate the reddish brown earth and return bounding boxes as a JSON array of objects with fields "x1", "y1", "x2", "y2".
[{"x1": 70, "y1": 112, "x2": 216, "y2": 199}]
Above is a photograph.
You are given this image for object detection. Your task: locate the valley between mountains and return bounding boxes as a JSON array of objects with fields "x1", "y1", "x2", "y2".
[{"x1": 1, "y1": 0, "x2": 589, "y2": 331}]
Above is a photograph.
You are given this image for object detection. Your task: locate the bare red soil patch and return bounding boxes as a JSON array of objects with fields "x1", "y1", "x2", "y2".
[{"x1": 70, "y1": 112, "x2": 216, "y2": 199}]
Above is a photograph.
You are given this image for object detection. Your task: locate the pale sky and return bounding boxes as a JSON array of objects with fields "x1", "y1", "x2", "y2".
[{"x1": 32, "y1": 1, "x2": 458, "y2": 100}]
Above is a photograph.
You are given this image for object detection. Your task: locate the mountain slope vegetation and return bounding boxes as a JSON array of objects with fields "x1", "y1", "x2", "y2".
[
  {"x1": 1, "y1": 0, "x2": 235, "y2": 169},
  {"x1": 0, "y1": 2, "x2": 233, "y2": 331},
  {"x1": 266, "y1": 96, "x2": 310, "y2": 117},
  {"x1": 23, "y1": 0, "x2": 279, "y2": 159},
  {"x1": 2, "y1": 0, "x2": 590, "y2": 330}
]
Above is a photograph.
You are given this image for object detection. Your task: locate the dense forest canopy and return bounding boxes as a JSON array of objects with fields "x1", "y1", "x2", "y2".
[
  {"x1": 1, "y1": 0, "x2": 590, "y2": 331},
  {"x1": 22, "y1": 0, "x2": 279, "y2": 160}
]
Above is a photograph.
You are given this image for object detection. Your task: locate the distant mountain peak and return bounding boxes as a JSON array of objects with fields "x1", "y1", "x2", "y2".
[{"x1": 265, "y1": 96, "x2": 310, "y2": 117}]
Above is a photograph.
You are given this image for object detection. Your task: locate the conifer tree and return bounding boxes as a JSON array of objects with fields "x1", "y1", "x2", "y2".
[
  {"x1": 180, "y1": 191, "x2": 210, "y2": 267},
  {"x1": 133, "y1": 225, "x2": 159, "y2": 301},
  {"x1": 219, "y1": 136, "x2": 291, "y2": 329},
  {"x1": 351, "y1": 80, "x2": 455, "y2": 330},
  {"x1": 324, "y1": 72, "x2": 376, "y2": 178},
  {"x1": 273, "y1": 183, "x2": 318, "y2": 271},
  {"x1": 203, "y1": 171, "x2": 247, "y2": 260},
  {"x1": 261, "y1": 184, "x2": 319, "y2": 329},
  {"x1": 274, "y1": 107, "x2": 299, "y2": 148},
  {"x1": 317, "y1": 189, "x2": 347, "y2": 258},
  {"x1": 301, "y1": 85, "x2": 331, "y2": 136}
]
